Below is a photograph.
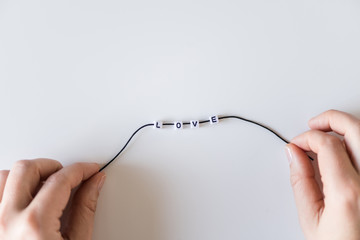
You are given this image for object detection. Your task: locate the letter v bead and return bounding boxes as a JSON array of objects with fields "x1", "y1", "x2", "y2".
[{"x1": 190, "y1": 120, "x2": 199, "y2": 128}]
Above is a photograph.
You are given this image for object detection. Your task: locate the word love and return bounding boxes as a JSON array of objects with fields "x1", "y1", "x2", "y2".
[
  {"x1": 99, "y1": 115, "x2": 292, "y2": 171},
  {"x1": 153, "y1": 115, "x2": 219, "y2": 130}
]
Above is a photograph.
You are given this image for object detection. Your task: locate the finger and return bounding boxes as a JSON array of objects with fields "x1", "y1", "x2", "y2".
[
  {"x1": 291, "y1": 130, "x2": 357, "y2": 188},
  {"x1": 285, "y1": 144, "x2": 324, "y2": 232},
  {"x1": 308, "y1": 109, "x2": 360, "y2": 135},
  {"x1": 62, "y1": 172, "x2": 106, "y2": 240},
  {"x1": 1, "y1": 159, "x2": 62, "y2": 209},
  {"x1": 29, "y1": 162, "x2": 99, "y2": 221},
  {"x1": 308, "y1": 109, "x2": 360, "y2": 172},
  {"x1": 0, "y1": 170, "x2": 10, "y2": 203}
]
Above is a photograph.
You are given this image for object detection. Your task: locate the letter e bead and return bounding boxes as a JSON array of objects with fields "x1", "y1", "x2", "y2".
[{"x1": 210, "y1": 115, "x2": 219, "y2": 124}]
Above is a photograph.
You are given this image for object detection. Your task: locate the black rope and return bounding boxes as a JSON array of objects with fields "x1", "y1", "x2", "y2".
[
  {"x1": 99, "y1": 115, "x2": 306, "y2": 172},
  {"x1": 99, "y1": 123, "x2": 154, "y2": 171},
  {"x1": 218, "y1": 116, "x2": 289, "y2": 144}
]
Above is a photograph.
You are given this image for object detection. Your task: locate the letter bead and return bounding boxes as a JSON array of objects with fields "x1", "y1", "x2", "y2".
[
  {"x1": 210, "y1": 115, "x2": 219, "y2": 124},
  {"x1": 174, "y1": 121, "x2": 183, "y2": 129},
  {"x1": 190, "y1": 120, "x2": 199, "y2": 128},
  {"x1": 153, "y1": 121, "x2": 163, "y2": 129}
]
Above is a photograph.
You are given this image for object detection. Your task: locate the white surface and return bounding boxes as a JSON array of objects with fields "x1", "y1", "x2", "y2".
[{"x1": 1, "y1": 1, "x2": 360, "y2": 239}]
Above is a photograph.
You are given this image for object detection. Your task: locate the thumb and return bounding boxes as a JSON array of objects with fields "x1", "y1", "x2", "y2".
[
  {"x1": 286, "y1": 143, "x2": 324, "y2": 232},
  {"x1": 63, "y1": 171, "x2": 106, "y2": 240}
]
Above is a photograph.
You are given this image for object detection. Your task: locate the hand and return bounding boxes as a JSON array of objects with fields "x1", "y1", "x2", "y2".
[
  {"x1": 0, "y1": 159, "x2": 106, "y2": 240},
  {"x1": 286, "y1": 110, "x2": 360, "y2": 240}
]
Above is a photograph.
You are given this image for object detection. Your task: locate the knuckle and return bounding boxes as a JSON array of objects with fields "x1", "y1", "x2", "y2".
[
  {"x1": 14, "y1": 159, "x2": 33, "y2": 169},
  {"x1": 338, "y1": 185, "x2": 360, "y2": 209},
  {"x1": 334, "y1": 177, "x2": 360, "y2": 210},
  {"x1": 325, "y1": 109, "x2": 338, "y2": 117},
  {"x1": 346, "y1": 179, "x2": 360, "y2": 194},
  {"x1": 73, "y1": 194, "x2": 99, "y2": 218},
  {"x1": 38, "y1": 158, "x2": 63, "y2": 169},
  {"x1": 0, "y1": 208, "x2": 41, "y2": 240},
  {"x1": 23, "y1": 210, "x2": 41, "y2": 233},
  {"x1": 13, "y1": 160, "x2": 38, "y2": 176},
  {"x1": 19, "y1": 212, "x2": 42, "y2": 240},
  {"x1": 290, "y1": 172, "x2": 303, "y2": 189},
  {"x1": 0, "y1": 210, "x2": 41, "y2": 240},
  {"x1": 71, "y1": 162, "x2": 83, "y2": 171},
  {"x1": 320, "y1": 135, "x2": 342, "y2": 148},
  {"x1": 47, "y1": 172, "x2": 69, "y2": 186},
  {"x1": 74, "y1": 193, "x2": 99, "y2": 215},
  {"x1": 83, "y1": 197, "x2": 98, "y2": 214}
]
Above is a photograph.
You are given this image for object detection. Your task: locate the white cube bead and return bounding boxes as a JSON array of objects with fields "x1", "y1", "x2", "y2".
[
  {"x1": 153, "y1": 121, "x2": 163, "y2": 129},
  {"x1": 209, "y1": 115, "x2": 219, "y2": 124},
  {"x1": 190, "y1": 120, "x2": 199, "y2": 128},
  {"x1": 174, "y1": 121, "x2": 183, "y2": 129}
]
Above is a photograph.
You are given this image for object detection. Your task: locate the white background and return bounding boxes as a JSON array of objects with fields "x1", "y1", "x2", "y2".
[{"x1": 1, "y1": 0, "x2": 360, "y2": 239}]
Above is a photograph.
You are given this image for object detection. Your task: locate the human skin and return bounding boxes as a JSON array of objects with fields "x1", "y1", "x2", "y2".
[
  {"x1": 286, "y1": 109, "x2": 360, "y2": 240},
  {"x1": 1, "y1": 109, "x2": 359, "y2": 240},
  {"x1": 0, "y1": 160, "x2": 105, "y2": 240}
]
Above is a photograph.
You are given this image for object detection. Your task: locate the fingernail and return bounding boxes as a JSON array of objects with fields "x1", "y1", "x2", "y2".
[
  {"x1": 285, "y1": 145, "x2": 293, "y2": 165},
  {"x1": 98, "y1": 175, "x2": 106, "y2": 192}
]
